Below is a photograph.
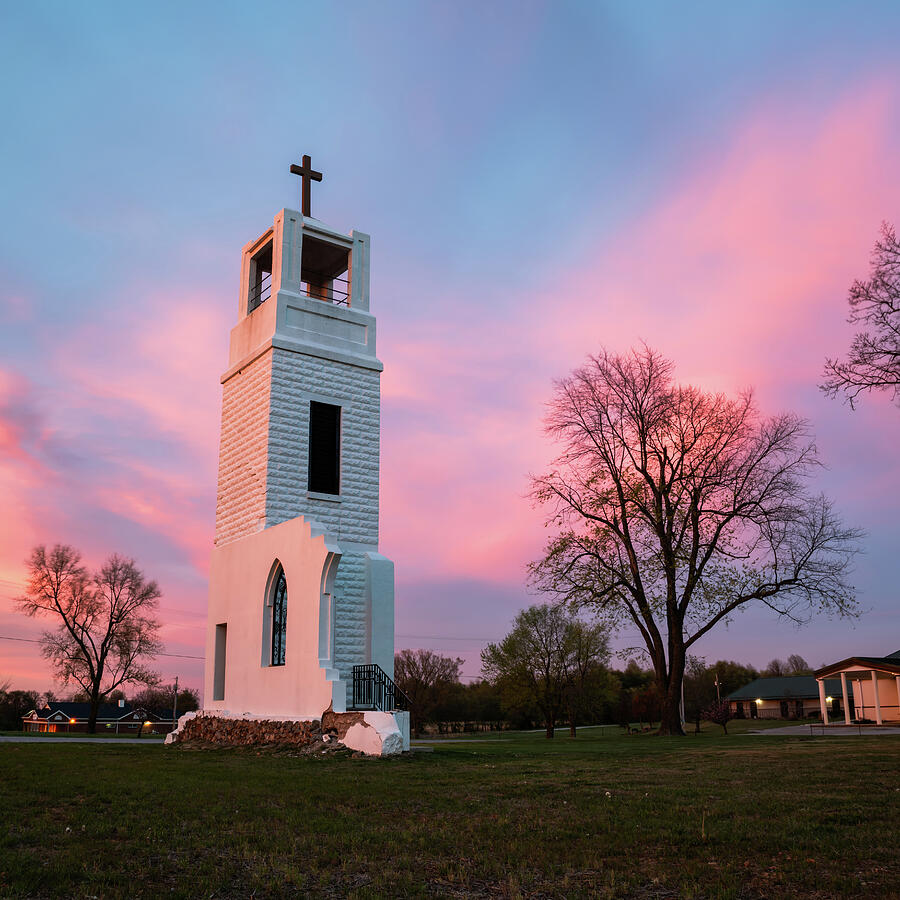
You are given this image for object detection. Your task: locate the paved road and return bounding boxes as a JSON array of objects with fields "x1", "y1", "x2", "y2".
[
  {"x1": 752, "y1": 724, "x2": 900, "y2": 736},
  {"x1": 0, "y1": 736, "x2": 164, "y2": 745}
]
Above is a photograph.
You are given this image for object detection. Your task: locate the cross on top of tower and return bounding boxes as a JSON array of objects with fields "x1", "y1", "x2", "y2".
[{"x1": 290, "y1": 154, "x2": 323, "y2": 217}]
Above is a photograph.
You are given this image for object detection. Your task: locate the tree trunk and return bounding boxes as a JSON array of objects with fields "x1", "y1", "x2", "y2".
[
  {"x1": 656, "y1": 641, "x2": 686, "y2": 736},
  {"x1": 658, "y1": 695, "x2": 684, "y2": 735},
  {"x1": 656, "y1": 666, "x2": 686, "y2": 736},
  {"x1": 545, "y1": 717, "x2": 555, "y2": 739},
  {"x1": 88, "y1": 688, "x2": 100, "y2": 734},
  {"x1": 569, "y1": 721, "x2": 577, "y2": 738}
]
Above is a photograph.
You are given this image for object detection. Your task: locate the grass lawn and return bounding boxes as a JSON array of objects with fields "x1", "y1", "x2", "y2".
[
  {"x1": 1, "y1": 729, "x2": 897, "y2": 899},
  {"x1": 0, "y1": 731, "x2": 165, "y2": 739}
]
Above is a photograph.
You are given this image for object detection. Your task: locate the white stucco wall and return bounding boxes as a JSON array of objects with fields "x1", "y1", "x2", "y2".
[{"x1": 204, "y1": 515, "x2": 340, "y2": 719}]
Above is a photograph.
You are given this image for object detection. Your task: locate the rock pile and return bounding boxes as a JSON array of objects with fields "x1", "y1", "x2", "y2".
[{"x1": 168, "y1": 713, "x2": 321, "y2": 747}]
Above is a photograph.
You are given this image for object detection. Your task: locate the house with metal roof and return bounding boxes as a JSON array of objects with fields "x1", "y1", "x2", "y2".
[
  {"x1": 22, "y1": 701, "x2": 175, "y2": 735},
  {"x1": 728, "y1": 676, "x2": 844, "y2": 720},
  {"x1": 814, "y1": 650, "x2": 900, "y2": 725}
]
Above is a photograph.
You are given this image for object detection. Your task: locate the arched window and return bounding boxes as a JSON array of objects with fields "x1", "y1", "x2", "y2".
[{"x1": 270, "y1": 568, "x2": 287, "y2": 666}]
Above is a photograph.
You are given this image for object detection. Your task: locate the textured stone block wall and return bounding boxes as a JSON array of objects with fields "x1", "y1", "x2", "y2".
[
  {"x1": 266, "y1": 347, "x2": 380, "y2": 543},
  {"x1": 267, "y1": 348, "x2": 381, "y2": 690},
  {"x1": 215, "y1": 353, "x2": 273, "y2": 546}
]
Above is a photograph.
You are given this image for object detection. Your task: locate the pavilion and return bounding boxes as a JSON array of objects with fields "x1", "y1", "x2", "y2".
[{"x1": 815, "y1": 650, "x2": 900, "y2": 725}]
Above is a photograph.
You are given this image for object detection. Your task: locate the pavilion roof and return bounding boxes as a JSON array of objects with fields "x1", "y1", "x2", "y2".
[
  {"x1": 727, "y1": 676, "x2": 842, "y2": 701},
  {"x1": 815, "y1": 651, "x2": 900, "y2": 678}
]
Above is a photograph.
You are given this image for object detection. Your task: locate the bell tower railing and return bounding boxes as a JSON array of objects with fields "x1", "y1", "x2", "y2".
[{"x1": 351, "y1": 664, "x2": 410, "y2": 712}]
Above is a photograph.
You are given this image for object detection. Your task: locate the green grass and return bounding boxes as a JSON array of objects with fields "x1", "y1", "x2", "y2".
[
  {"x1": 1, "y1": 730, "x2": 897, "y2": 898},
  {"x1": 1, "y1": 730, "x2": 165, "y2": 739}
]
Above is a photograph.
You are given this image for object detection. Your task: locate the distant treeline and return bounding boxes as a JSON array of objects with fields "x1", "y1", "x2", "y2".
[
  {"x1": 394, "y1": 646, "x2": 813, "y2": 738},
  {"x1": 0, "y1": 683, "x2": 200, "y2": 731}
]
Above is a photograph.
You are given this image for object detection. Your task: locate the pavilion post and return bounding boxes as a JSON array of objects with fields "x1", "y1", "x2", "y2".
[
  {"x1": 817, "y1": 678, "x2": 829, "y2": 726},
  {"x1": 895, "y1": 675, "x2": 900, "y2": 723},
  {"x1": 840, "y1": 672, "x2": 851, "y2": 725},
  {"x1": 871, "y1": 670, "x2": 882, "y2": 726}
]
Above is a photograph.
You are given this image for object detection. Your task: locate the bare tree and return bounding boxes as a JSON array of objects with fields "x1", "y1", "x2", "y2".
[
  {"x1": 763, "y1": 658, "x2": 788, "y2": 677},
  {"x1": 763, "y1": 655, "x2": 811, "y2": 677},
  {"x1": 393, "y1": 649, "x2": 462, "y2": 738},
  {"x1": 529, "y1": 346, "x2": 861, "y2": 735},
  {"x1": 16, "y1": 545, "x2": 162, "y2": 733},
  {"x1": 822, "y1": 222, "x2": 900, "y2": 408},
  {"x1": 131, "y1": 683, "x2": 200, "y2": 715},
  {"x1": 786, "y1": 654, "x2": 812, "y2": 675}
]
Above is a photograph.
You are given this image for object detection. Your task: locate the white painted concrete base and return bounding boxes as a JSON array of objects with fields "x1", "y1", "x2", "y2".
[
  {"x1": 341, "y1": 711, "x2": 407, "y2": 756},
  {"x1": 394, "y1": 710, "x2": 410, "y2": 751},
  {"x1": 165, "y1": 710, "x2": 200, "y2": 744}
]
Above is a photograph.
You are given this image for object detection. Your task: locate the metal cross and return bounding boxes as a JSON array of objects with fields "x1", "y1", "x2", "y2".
[{"x1": 290, "y1": 154, "x2": 323, "y2": 217}]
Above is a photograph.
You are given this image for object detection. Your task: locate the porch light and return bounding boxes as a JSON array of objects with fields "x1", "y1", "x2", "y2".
[
  {"x1": 826, "y1": 696, "x2": 833, "y2": 702},
  {"x1": 69, "y1": 718, "x2": 76, "y2": 724},
  {"x1": 755, "y1": 698, "x2": 762, "y2": 704}
]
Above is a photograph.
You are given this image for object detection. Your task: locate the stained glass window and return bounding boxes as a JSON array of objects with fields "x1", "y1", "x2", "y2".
[{"x1": 271, "y1": 569, "x2": 287, "y2": 666}]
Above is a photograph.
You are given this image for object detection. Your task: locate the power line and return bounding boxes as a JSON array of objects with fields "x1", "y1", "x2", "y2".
[
  {"x1": 396, "y1": 634, "x2": 497, "y2": 642},
  {"x1": 0, "y1": 635, "x2": 203, "y2": 660}
]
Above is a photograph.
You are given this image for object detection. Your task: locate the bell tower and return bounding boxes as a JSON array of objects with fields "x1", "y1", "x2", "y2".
[{"x1": 204, "y1": 158, "x2": 397, "y2": 727}]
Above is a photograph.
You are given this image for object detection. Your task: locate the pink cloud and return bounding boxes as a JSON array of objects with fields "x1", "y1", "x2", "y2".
[
  {"x1": 382, "y1": 76, "x2": 900, "y2": 604},
  {"x1": 540, "y1": 78, "x2": 900, "y2": 398},
  {"x1": 56, "y1": 292, "x2": 229, "y2": 454}
]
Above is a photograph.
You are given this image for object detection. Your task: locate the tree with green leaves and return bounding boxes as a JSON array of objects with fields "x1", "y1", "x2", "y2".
[
  {"x1": 560, "y1": 618, "x2": 613, "y2": 735},
  {"x1": 0, "y1": 687, "x2": 40, "y2": 730},
  {"x1": 529, "y1": 346, "x2": 861, "y2": 735},
  {"x1": 482, "y1": 604, "x2": 610, "y2": 738},
  {"x1": 17, "y1": 545, "x2": 162, "y2": 733}
]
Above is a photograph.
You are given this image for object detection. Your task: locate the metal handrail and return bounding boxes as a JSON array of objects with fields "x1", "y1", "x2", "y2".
[
  {"x1": 248, "y1": 271, "x2": 272, "y2": 312},
  {"x1": 301, "y1": 275, "x2": 350, "y2": 307},
  {"x1": 351, "y1": 663, "x2": 410, "y2": 712}
]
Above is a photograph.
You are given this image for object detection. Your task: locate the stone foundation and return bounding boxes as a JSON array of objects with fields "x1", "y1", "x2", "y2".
[
  {"x1": 165, "y1": 712, "x2": 321, "y2": 747},
  {"x1": 165, "y1": 709, "x2": 408, "y2": 755}
]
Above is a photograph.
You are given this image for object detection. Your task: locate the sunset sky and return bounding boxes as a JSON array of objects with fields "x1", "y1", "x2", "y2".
[{"x1": 2, "y1": 3, "x2": 899, "y2": 696}]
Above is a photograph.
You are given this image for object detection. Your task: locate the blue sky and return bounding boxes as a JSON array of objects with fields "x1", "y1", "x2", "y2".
[{"x1": 1, "y1": 2, "x2": 899, "y2": 692}]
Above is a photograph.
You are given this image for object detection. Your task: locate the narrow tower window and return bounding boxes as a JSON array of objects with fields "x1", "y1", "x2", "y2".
[
  {"x1": 308, "y1": 401, "x2": 341, "y2": 495},
  {"x1": 271, "y1": 568, "x2": 287, "y2": 666},
  {"x1": 213, "y1": 624, "x2": 227, "y2": 701},
  {"x1": 248, "y1": 240, "x2": 273, "y2": 313}
]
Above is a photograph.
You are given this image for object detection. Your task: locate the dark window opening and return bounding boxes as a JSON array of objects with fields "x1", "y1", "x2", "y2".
[
  {"x1": 308, "y1": 401, "x2": 340, "y2": 494},
  {"x1": 213, "y1": 624, "x2": 227, "y2": 701},
  {"x1": 248, "y1": 241, "x2": 273, "y2": 313},
  {"x1": 301, "y1": 235, "x2": 350, "y2": 306},
  {"x1": 271, "y1": 569, "x2": 287, "y2": 666}
]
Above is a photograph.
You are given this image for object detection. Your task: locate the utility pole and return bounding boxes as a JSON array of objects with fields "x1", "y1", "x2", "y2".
[
  {"x1": 715, "y1": 671, "x2": 720, "y2": 701},
  {"x1": 172, "y1": 675, "x2": 179, "y2": 731}
]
